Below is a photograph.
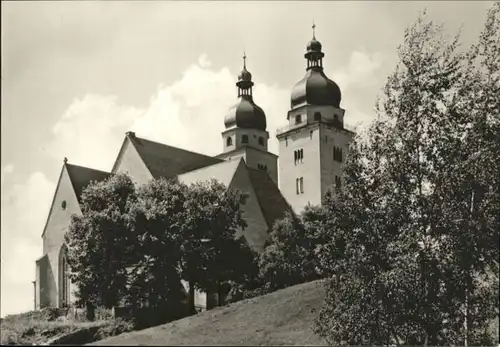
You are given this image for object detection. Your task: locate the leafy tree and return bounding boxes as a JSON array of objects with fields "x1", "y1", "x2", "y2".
[
  {"x1": 259, "y1": 205, "x2": 327, "y2": 292},
  {"x1": 178, "y1": 179, "x2": 252, "y2": 312},
  {"x1": 65, "y1": 174, "x2": 256, "y2": 320},
  {"x1": 65, "y1": 173, "x2": 137, "y2": 315},
  {"x1": 316, "y1": 5, "x2": 499, "y2": 345},
  {"x1": 125, "y1": 178, "x2": 189, "y2": 316}
]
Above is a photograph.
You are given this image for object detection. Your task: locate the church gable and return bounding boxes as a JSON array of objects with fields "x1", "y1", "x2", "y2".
[
  {"x1": 41, "y1": 163, "x2": 82, "y2": 243},
  {"x1": 111, "y1": 133, "x2": 154, "y2": 185},
  {"x1": 39, "y1": 161, "x2": 111, "y2": 307}
]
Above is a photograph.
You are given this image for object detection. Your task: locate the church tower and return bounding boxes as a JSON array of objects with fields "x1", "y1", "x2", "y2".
[
  {"x1": 216, "y1": 54, "x2": 278, "y2": 185},
  {"x1": 276, "y1": 24, "x2": 355, "y2": 213}
]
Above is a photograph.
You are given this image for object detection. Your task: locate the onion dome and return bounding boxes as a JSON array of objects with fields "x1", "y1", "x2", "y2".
[
  {"x1": 290, "y1": 23, "x2": 342, "y2": 109},
  {"x1": 224, "y1": 53, "x2": 267, "y2": 131},
  {"x1": 307, "y1": 37, "x2": 322, "y2": 52}
]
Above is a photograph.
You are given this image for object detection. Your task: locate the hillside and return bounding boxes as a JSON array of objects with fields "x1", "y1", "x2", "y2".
[{"x1": 90, "y1": 280, "x2": 327, "y2": 346}]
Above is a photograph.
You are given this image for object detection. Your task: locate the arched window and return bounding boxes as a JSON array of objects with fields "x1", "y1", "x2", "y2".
[
  {"x1": 258, "y1": 137, "x2": 264, "y2": 146},
  {"x1": 314, "y1": 112, "x2": 321, "y2": 121},
  {"x1": 226, "y1": 137, "x2": 233, "y2": 147},
  {"x1": 59, "y1": 244, "x2": 70, "y2": 307},
  {"x1": 242, "y1": 135, "x2": 249, "y2": 144}
]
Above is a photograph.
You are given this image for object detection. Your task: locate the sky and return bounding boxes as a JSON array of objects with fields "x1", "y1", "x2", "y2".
[{"x1": 0, "y1": 1, "x2": 493, "y2": 317}]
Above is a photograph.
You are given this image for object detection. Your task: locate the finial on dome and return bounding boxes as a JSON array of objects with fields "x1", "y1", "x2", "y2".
[
  {"x1": 243, "y1": 51, "x2": 247, "y2": 69},
  {"x1": 312, "y1": 19, "x2": 316, "y2": 39},
  {"x1": 63, "y1": 157, "x2": 68, "y2": 164}
]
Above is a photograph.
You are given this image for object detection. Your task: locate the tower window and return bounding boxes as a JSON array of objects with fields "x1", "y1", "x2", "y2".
[
  {"x1": 294, "y1": 149, "x2": 304, "y2": 164},
  {"x1": 314, "y1": 112, "x2": 321, "y2": 121},
  {"x1": 295, "y1": 115, "x2": 302, "y2": 125},
  {"x1": 258, "y1": 137, "x2": 264, "y2": 146},
  {"x1": 333, "y1": 114, "x2": 342, "y2": 128},
  {"x1": 296, "y1": 177, "x2": 304, "y2": 194},
  {"x1": 226, "y1": 137, "x2": 233, "y2": 147},
  {"x1": 61, "y1": 200, "x2": 67, "y2": 210},
  {"x1": 333, "y1": 147, "x2": 343, "y2": 162},
  {"x1": 257, "y1": 164, "x2": 267, "y2": 171},
  {"x1": 242, "y1": 135, "x2": 249, "y2": 144},
  {"x1": 335, "y1": 176, "x2": 342, "y2": 189}
]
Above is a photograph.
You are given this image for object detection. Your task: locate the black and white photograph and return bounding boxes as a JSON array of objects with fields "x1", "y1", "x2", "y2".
[{"x1": 1, "y1": 1, "x2": 499, "y2": 345}]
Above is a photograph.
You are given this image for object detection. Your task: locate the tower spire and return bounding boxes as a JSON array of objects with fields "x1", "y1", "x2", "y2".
[{"x1": 236, "y1": 52, "x2": 253, "y2": 97}]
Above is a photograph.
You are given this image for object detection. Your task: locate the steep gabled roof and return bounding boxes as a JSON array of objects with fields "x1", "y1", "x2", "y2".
[
  {"x1": 66, "y1": 163, "x2": 111, "y2": 202},
  {"x1": 41, "y1": 161, "x2": 111, "y2": 238},
  {"x1": 247, "y1": 168, "x2": 292, "y2": 231},
  {"x1": 127, "y1": 134, "x2": 223, "y2": 179}
]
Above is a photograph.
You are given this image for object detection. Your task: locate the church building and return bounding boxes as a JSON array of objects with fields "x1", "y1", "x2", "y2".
[{"x1": 33, "y1": 26, "x2": 355, "y2": 311}]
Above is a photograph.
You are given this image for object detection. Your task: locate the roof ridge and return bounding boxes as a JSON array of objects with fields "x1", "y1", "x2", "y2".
[{"x1": 65, "y1": 162, "x2": 111, "y2": 176}]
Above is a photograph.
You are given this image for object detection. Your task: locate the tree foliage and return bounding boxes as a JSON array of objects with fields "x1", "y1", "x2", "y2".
[
  {"x1": 65, "y1": 174, "x2": 255, "y2": 317},
  {"x1": 259, "y1": 205, "x2": 328, "y2": 292},
  {"x1": 315, "y1": 5, "x2": 499, "y2": 345},
  {"x1": 65, "y1": 173, "x2": 136, "y2": 310}
]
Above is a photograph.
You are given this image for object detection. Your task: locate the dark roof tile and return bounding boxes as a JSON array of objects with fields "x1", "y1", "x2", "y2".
[
  {"x1": 129, "y1": 136, "x2": 223, "y2": 179},
  {"x1": 247, "y1": 168, "x2": 292, "y2": 230},
  {"x1": 66, "y1": 164, "x2": 111, "y2": 202}
]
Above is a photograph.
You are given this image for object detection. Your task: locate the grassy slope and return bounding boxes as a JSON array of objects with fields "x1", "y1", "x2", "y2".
[{"x1": 91, "y1": 280, "x2": 327, "y2": 346}]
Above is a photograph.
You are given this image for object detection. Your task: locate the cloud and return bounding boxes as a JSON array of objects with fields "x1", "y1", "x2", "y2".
[
  {"x1": 333, "y1": 50, "x2": 384, "y2": 92},
  {"x1": 48, "y1": 94, "x2": 145, "y2": 171},
  {"x1": 1, "y1": 171, "x2": 55, "y2": 317},
  {"x1": 1, "y1": 164, "x2": 15, "y2": 187}
]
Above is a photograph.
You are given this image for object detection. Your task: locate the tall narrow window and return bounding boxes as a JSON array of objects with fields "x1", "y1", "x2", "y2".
[
  {"x1": 333, "y1": 146, "x2": 343, "y2": 162},
  {"x1": 242, "y1": 135, "x2": 249, "y2": 144},
  {"x1": 296, "y1": 178, "x2": 300, "y2": 195},
  {"x1": 299, "y1": 177, "x2": 304, "y2": 194},
  {"x1": 226, "y1": 137, "x2": 233, "y2": 147},
  {"x1": 295, "y1": 115, "x2": 302, "y2": 125},
  {"x1": 258, "y1": 137, "x2": 264, "y2": 146},
  {"x1": 295, "y1": 149, "x2": 304, "y2": 164},
  {"x1": 59, "y1": 245, "x2": 69, "y2": 307}
]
